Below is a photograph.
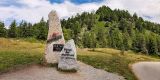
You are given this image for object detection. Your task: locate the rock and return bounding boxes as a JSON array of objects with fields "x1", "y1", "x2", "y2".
[
  {"x1": 45, "y1": 10, "x2": 65, "y2": 64},
  {"x1": 58, "y1": 39, "x2": 79, "y2": 71}
]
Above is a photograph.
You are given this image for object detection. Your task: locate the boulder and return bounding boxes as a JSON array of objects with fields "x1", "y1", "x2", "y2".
[{"x1": 58, "y1": 39, "x2": 79, "y2": 71}]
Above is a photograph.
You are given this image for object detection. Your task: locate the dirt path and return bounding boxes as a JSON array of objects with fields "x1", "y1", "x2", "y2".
[
  {"x1": 132, "y1": 62, "x2": 160, "y2": 80},
  {"x1": 0, "y1": 61, "x2": 124, "y2": 80}
]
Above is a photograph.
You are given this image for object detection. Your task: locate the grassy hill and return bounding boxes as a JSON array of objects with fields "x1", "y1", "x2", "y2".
[{"x1": 0, "y1": 38, "x2": 160, "y2": 80}]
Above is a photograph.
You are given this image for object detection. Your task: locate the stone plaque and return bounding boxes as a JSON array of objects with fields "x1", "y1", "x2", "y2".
[
  {"x1": 45, "y1": 10, "x2": 65, "y2": 64},
  {"x1": 53, "y1": 44, "x2": 64, "y2": 51},
  {"x1": 58, "y1": 39, "x2": 78, "y2": 71}
]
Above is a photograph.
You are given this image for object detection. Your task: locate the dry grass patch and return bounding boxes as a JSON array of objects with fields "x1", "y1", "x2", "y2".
[
  {"x1": 77, "y1": 48, "x2": 160, "y2": 80},
  {"x1": 0, "y1": 38, "x2": 44, "y2": 74}
]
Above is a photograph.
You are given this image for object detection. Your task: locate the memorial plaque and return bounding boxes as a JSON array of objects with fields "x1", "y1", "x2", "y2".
[
  {"x1": 53, "y1": 44, "x2": 64, "y2": 51},
  {"x1": 45, "y1": 10, "x2": 65, "y2": 64}
]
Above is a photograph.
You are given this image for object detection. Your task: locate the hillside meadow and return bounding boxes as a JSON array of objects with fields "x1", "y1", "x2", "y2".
[
  {"x1": 0, "y1": 38, "x2": 44, "y2": 73},
  {"x1": 0, "y1": 38, "x2": 160, "y2": 80}
]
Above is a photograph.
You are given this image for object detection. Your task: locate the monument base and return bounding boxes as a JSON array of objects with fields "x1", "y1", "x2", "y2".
[{"x1": 58, "y1": 58, "x2": 79, "y2": 72}]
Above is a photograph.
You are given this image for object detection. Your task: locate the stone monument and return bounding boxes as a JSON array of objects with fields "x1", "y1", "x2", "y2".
[
  {"x1": 45, "y1": 10, "x2": 65, "y2": 64},
  {"x1": 58, "y1": 39, "x2": 79, "y2": 71}
]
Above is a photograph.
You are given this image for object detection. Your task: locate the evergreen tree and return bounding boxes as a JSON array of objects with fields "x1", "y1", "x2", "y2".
[
  {"x1": 0, "y1": 21, "x2": 7, "y2": 37},
  {"x1": 135, "y1": 18, "x2": 144, "y2": 32},
  {"x1": 156, "y1": 36, "x2": 160, "y2": 55},
  {"x1": 96, "y1": 5, "x2": 112, "y2": 21},
  {"x1": 122, "y1": 32, "x2": 132, "y2": 51},
  {"x1": 90, "y1": 31, "x2": 97, "y2": 48},
  {"x1": 110, "y1": 28, "x2": 123, "y2": 49},
  {"x1": 82, "y1": 31, "x2": 91, "y2": 48},
  {"x1": 147, "y1": 33, "x2": 158, "y2": 55},
  {"x1": 63, "y1": 28, "x2": 72, "y2": 40},
  {"x1": 95, "y1": 26, "x2": 108, "y2": 47},
  {"x1": 8, "y1": 20, "x2": 17, "y2": 38},
  {"x1": 17, "y1": 21, "x2": 33, "y2": 37},
  {"x1": 133, "y1": 13, "x2": 138, "y2": 21},
  {"x1": 36, "y1": 18, "x2": 48, "y2": 40},
  {"x1": 132, "y1": 32, "x2": 148, "y2": 54}
]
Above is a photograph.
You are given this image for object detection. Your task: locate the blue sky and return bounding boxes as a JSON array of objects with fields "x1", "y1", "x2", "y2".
[{"x1": 0, "y1": 0, "x2": 160, "y2": 28}]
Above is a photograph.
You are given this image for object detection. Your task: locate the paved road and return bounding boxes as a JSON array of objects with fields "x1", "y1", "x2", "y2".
[
  {"x1": 0, "y1": 62, "x2": 124, "y2": 80},
  {"x1": 132, "y1": 62, "x2": 160, "y2": 80}
]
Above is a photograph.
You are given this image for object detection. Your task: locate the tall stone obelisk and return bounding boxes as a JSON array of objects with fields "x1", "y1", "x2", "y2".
[{"x1": 45, "y1": 10, "x2": 65, "y2": 64}]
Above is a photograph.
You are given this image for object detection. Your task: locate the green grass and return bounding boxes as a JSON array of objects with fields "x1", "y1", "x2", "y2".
[
  {"x1": 0, "y1": 38, "x2": 44, "y2": 73},
  {"x1": 17, "y1": 37, "x2": 45, "y2": 43},
  {"x1": 0, "y1": 51, "x2": 42, "y2": 72},
  {"x1": 77, "y1": 48, "x2": 160, "y2": 80},
  {"x1": 0, "y1": 38, "x2": 160, "y2": 80}
]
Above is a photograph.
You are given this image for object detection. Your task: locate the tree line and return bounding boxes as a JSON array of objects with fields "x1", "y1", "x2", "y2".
[
  {"x1": 0, "y1": 5, "x2": 160, "y2": 55},
  {"x1": 62, "y1": 6, "x2": 160, "y2": 55},
  {"x1": 0, "y1": 18, "x2": 48, "y2": 40}
]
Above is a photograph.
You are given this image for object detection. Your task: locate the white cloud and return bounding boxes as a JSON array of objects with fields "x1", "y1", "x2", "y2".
[
  {"x1": 53, "y1": 1, "x2": 107, "y2": 19},
  {"x1": 0, "y1": 0, "x2": 107, "y2": 26},
  {"x1": 0, "y1": 0, "x2": 160, "y2": 27},
  {"x1": 106, "y1": 0, "x2": 160, "y2": 23}
]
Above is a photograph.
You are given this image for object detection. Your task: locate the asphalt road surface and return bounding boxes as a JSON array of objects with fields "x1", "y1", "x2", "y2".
[{"x1": 132, "y1": 62, "x2": 160, "y2": 80}]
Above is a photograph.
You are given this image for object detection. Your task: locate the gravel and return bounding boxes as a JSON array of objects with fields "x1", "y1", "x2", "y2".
[{"x1": 0, "y1": 61, "x2": 125, "y2": 80}]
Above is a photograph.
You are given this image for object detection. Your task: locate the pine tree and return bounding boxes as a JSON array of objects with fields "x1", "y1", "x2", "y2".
[
  {"x1": 133, "y1": 13, "x2": 138, "y2": 21},
  {"x1": 110, "y1": 28, "x2": 123, "y2": 49},
  {"x1": 96, "y1": 26, "x2": 107, "y2": 48},
  {"x1": 96, "y1": 5, "x2": 112, "y2": 21},
  {"x1": 122, "y1": 32, "x2": 132, "y2": 51},
  {"x1": 147, "y1": 33, "x2": 158, "y2": 55},
  {"x1": 156, "y1": 36, "x2": 160, "y2": 55},
  {"x1": 17, "y1": 21, "x2": 33, "y2": 37},
  {"x1": 72, "y1": 21, "x2": 81, "y2": 45},
  {"x1": 8, "y1": 20, "x2": 17, "y2": 38},
  {"x1": 90, "y1": 29, "x2": 97, "y2": 48},
  {"x1": 0, "y1": 21, "x2": 7, "y2": 37},
  {"x1": 135, "y1": 18, "x2": 144, "y2": 32},
  {"x1": 82, "y1": 31, "x2": 91, "y2": 48},
  {"x1": 36, "y1": 18, "x2": 48, "y2": 40},
  {"x1": 63, "y1": 28, "x2": 72, "y2": 40}
]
